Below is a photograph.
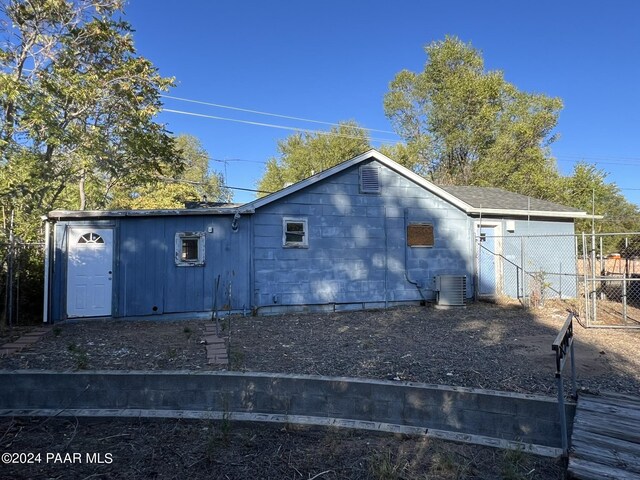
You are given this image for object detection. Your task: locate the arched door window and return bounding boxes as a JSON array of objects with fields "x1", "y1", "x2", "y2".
[{"x1": 77, "y1": 232, "x2": 105, "y2": 244}]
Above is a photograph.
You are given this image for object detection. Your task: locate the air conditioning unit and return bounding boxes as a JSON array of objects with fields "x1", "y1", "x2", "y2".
[{"x1": 434, "y1": 275, "x2": 467, "y2": 307}]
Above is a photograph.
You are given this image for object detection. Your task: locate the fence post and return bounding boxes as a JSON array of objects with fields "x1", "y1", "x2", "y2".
[
  {"x1": 7, "y1": 216, "x2": 15, "y2": 327},
  {"x1": 521, "y1": 236, "x2": 526, "y2": 304},
  {"x1": 591, "y1": 233, "x2": 597, "y2": 325},
  {"x1": 581, "y1": 233, "x2": 589, "y2": 327}
]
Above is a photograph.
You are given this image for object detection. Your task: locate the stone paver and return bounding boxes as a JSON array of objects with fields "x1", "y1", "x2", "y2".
[
  {"x1": 0, "y1": 326, "x2": 50, "y2": 357},
  {"x1": 202, "y1": 326, "x2": 228, "y2": 367}
]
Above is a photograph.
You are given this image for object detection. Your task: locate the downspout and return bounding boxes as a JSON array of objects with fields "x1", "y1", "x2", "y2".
[
  {"x1": 42, "y1": 216, "x2": 51, "y2": 323},
  {"x1": 403, "y1": 209, "x2": 426, "y2": 302}
]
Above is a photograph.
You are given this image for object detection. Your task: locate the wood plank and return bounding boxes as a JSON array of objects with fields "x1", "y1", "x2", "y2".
[
  {"x1": 581, "y1": 393, "x2": 640, "y2": 411},
  {"x1": 578, "y1": 398, "x2": 640, "y2": 422},
  {"x1": 573, "y1": 412, "x2": 640, "y2": 443},
  {"x1": 572, "y1": 429, "x2": 640, "y2": 458},
  {"x1": 569, "y1": 457, "x2": 640, "y2": 480},
  {"x1": 571, "y1": 439, "x2": 640, "y2": 474}
]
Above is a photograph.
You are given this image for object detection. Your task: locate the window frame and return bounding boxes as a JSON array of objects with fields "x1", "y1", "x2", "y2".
[
  {"x1": 175, "y1": 231, "x2": 206, "y2": 266},
  {"x1": 282, "y1": 217, "x2": 308, "y2": 248}
]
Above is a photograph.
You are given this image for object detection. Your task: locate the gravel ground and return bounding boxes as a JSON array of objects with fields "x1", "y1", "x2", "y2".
[
  {"x1": 2, "y1": 301, "x2": 638, "y2": 479},
  {"x1": 2, "y1": 300, "x2": 639, "y2": 395}
]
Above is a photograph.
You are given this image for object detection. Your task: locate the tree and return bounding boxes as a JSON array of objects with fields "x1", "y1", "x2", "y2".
[
  {"x1": 0, "y1": 0, "x2": 181, "y2": 234},
  {"x1": 383, "y1": 36, "x2": 563, "y2": 198},
  {"x1": 562, "y1": 162, "x2": 640, "y2": 236},
  {"x1": 110, "y1": 134, "x2": 230, "y2": 209},
  {"x1": 257, "y1": 121, "x2": 371, "y2": 195}
]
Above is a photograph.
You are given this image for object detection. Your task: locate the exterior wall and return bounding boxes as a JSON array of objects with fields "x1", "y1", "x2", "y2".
[
  {"x1": 479, "y1": 218, "x2": 577, "y2": 299},
  {"x1": 252, "y1": 160, "x2": 474, "y2": 312},
  {"x1": 51, "y1": 215, "x2": 251, "y2": 321}
]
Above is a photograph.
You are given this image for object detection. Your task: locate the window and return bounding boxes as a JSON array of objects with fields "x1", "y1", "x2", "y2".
[
  {"x1": 78, "y1": 232, "x2": 104, "y2": 244},
  {"x1": 360, "y1": 165, "x2": 380, "y2": 193},
  {"x1": 283, "y1": 218, "x2": 308, "y2": 248},
  {"x1": 407, "y1": 223, "x2": 434, "y2": 247},
  {"x1": 175, "y1": 232, "x2": 205, "y2": 266}
]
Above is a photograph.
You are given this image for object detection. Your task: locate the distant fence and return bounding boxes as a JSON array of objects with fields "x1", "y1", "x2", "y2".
[
  {"x1": 477, "y1": 232, "x2": 640, "y2": 329},
  {"x1": 0, "y1": 241, "x2": 44, "y2": 326}
]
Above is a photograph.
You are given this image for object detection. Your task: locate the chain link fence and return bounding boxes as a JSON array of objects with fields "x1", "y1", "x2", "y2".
[
  {"x1": 578, "y1": 232, "x2": 640, "y2": 328},
  {"x1": 0, "y1": 241, "x2": 45, "y2": 327},
  {"x1": 476, "y1": 232, "x2": 640, "y2": 329}
]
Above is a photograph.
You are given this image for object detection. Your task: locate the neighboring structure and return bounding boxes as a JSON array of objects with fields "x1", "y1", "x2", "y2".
[{"x1": 44, "y1": 150, "x2": 589, "y2": 322}]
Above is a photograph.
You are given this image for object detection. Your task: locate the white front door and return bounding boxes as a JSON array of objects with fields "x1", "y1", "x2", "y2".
[{"x1": 66, "y1": 228, "x2": 113, "y2": 317}]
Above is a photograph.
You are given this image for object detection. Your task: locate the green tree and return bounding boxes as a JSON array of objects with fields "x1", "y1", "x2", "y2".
[
  {"x1": 383, "y1": 36, "x2": 563, "y2": 198},
  {"x1": 110, "y1": 134, "x2": 230, "y2": 209},
  {"x1": 257, "y1": 121, "x2": 371, "y2": 195},
  {"x1": 563, "y1": 162, "x2": 640, "y2": 236},
  {"x1": 0, "y1": 0, "x2": 181, "y2": 234}
]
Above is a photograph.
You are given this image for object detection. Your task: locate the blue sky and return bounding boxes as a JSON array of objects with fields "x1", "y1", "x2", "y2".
[{"x1": 126, "y1": 0, "x2": 640, "y2": 206}]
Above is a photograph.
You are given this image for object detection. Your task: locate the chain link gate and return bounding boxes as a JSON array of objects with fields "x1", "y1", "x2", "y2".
[
  {"x1": 580, "y1": 232, "x2": 640, "y2": 328},
  {"x1": 476, "y1": 232, "x2": 640, "y2": 329}
]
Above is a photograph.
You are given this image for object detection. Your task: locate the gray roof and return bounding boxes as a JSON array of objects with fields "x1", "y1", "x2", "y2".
[{"x1": 438, "y1": 186, "x2": 583, "y2": 213}]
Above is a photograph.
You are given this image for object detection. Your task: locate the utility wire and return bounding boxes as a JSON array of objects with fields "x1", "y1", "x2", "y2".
[
  {"x1": 162, "y1": 108, "x2": 396, "y2": 144},
  {"x1": 161, "y1": 94, "x2": 399, "y2": 136}
]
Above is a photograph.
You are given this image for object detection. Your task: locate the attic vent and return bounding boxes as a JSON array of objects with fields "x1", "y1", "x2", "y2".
[
  {"x1": 360, "y1": 166, "x2": 380, "y2": 193},
  {"x1": 434, "y1": 275, "x2": 467, "y2": 307}
]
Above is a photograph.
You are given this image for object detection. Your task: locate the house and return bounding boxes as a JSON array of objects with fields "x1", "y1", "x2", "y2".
[{"x1": 43, "y1": 150, "x2": 589, "y2": 322}]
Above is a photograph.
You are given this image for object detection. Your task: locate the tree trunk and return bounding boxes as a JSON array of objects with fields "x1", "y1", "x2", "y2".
[{"x1": 79, "y1": 169, "x2": 87, "y2": 210}]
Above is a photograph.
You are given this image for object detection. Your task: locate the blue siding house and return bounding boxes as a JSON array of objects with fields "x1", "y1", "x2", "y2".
[{"x1": 44, "y1": 150, "x2": 589, "y2": 322}]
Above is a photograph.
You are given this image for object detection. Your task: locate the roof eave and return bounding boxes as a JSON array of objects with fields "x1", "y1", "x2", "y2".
[
  {"x1": 467, "y1": 208, "x2": 598, "y2": 219},
  {"x1": 47, "y1": 207, "x2": 254, "y2": 220}
]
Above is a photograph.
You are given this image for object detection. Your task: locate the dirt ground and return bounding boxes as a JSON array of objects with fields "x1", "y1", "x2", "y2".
[
  {"x1": 0, "y1": 417, "x2": 564, "y2": 480},
  {"x1": 1, "y1": 300, "x2": 639, "y2": 479}
]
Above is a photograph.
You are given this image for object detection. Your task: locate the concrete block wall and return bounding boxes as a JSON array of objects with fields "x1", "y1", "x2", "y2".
[
  {"x1": 0, "y1": 371, "x2": 573, "y2": 451},
  {"x1": 252, "y1": 160, "x2": 474, "y2": 310}
]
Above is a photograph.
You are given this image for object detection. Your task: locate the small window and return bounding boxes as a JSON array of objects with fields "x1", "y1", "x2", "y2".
[
  {"x1": 78, "y1": 232, "x2": 104, "y2": 244},
  {"x1": 407, "y1": 223, "x2": 434, "y2": 247},
  {"x1": 175, "y1": 232, "x2": 205, "y2": 266},
  {"x1": 360, "y1": 165, "x2": 380, "y2": 193},
  {"x1": 283, "y1": 218, "x2": 308, "y2": 248}
]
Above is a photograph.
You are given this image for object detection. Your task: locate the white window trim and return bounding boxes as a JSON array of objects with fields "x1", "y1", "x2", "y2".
[
  {"x1": 175, "y1": 231, "x2": 206, "y2": 266},
  {"x1": 282, "y1": 217, "x2": 308, "y2": 248}
]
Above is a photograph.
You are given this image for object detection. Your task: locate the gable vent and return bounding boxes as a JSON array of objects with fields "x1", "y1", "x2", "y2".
[{"x1": 360, "y1": 166, "x2": 380, "y2": 193}]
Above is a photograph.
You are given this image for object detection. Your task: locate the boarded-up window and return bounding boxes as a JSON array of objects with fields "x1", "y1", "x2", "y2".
[{"x1": 407, "y1": 223, "x2": 434, "y2": 247}]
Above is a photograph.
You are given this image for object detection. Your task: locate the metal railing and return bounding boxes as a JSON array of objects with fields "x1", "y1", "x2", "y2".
[{"x1": 552, "y1": 311, "x2": 577, "y2": 455}]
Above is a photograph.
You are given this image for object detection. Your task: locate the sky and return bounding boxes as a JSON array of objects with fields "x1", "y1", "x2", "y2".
[{"x1": 125, "y1": 0, "x2": 640, "y2": 207}]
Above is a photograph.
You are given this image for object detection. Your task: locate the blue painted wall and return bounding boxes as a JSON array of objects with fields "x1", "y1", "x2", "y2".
[
  {"x1": 50, "y1": 158, "x2": 580, "y2": 320},
  {"x1": 252, "y1": 159, "x2": 474, "y2": 311},
  {"x1": 51, "y1": 214, "x2": 251, "y2": 321}
]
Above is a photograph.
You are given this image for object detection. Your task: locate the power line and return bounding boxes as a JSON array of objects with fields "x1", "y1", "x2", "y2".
[
  {"x1": 211, "y1": 157, "x2": 268, "y2": 165},
  {"x1": 161, "y1": 94, "x2": 399, "y2": 136},
  {"x1": 162, "y1": 108, "x2": 396, "y2": 144},
  {"x1": 556, "y1": 157, "x2": 640, "y2": 167}
]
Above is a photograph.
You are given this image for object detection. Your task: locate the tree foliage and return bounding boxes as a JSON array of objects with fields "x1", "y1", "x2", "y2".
[
  {"x1": 562, "y1": 162, "x2": 640, "y2": 235},
  {"x1": 110, "y1": 134, "x2": 230, "y2": 209},
  {"x1": 257, "y1": 121, "x2": 371, "y2": 195},
  {"x1": 383, "y1": 36, "x2": 563, "y2": 199},
  {"x1": 0, "y1": 0, "x2": 181, "y2": 238}
]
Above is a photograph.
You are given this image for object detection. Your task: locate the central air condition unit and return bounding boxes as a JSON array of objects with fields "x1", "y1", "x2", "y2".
[{"x1": 434, "y1": 275, "x2": 467, "y2": 307}]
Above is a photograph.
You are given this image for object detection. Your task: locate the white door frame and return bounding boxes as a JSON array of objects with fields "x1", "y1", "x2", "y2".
[
  {"x1": 474, "y1": 220, "x2": 503, "y2": 297},
  {"x1": 66, "y1": 227, "x2": 114, "y2": 318}
]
